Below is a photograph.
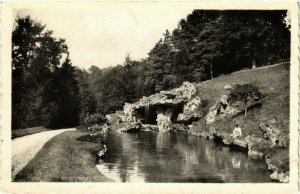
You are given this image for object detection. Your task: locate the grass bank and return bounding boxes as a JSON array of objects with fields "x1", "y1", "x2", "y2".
[
  {"x1": 12, "y1": 126, "x2": 50, "y2": 139},
  {"x1": 14, "y1": 130, "x2": 113, "y2": 182}
]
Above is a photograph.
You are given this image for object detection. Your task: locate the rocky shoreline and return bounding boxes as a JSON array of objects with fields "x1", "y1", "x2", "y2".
[
  {"x1": 188, "y1": 128, "x2": 289, "y2": 183},
  {"x1": 106, "y1": 74, "x2": 289, "y2": 183}
]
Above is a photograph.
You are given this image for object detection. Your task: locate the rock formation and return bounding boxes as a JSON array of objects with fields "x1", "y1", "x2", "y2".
[
  {"x1": 121, "y1": 82, "x2": 197, "y2": 129},
  {"x1": 116, "y1": 122, "x2": 142, "y2": 133},
  {"x1": 156, "y1": 108, "x2": 173, "y2": 132},
  {"x1": 177, "y1": 96, "x2": 202, "y2": 123}
]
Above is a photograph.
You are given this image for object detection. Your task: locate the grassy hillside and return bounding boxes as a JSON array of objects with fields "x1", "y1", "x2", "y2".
[{"x1": 189, "y1": 62, "x2": 290, "y2": 180}]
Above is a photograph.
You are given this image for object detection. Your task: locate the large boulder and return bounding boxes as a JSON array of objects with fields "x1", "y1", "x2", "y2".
[
  {"x1": 205, "y1": 95, "x2": 237, "y2": 124},
  {"x1": 177, "y1": 96, "x2": 202, "y2": 124},
  {"x1": 105, "y1": 113, "x2": 120, "y2": 126},
  {"x1": 177, "y1": 112, "x2": 201, "y2": 123},
  {"x1": 183, "y1": 96, "x2": 202, "y2": 112}
]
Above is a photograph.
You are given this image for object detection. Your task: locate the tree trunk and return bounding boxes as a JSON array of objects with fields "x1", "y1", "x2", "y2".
[
  {"x1": 244, "y1": 108, "x2": 247, "y2": 116},
  {"x1": 210, "y1": 61, "x2": 213, "y2": 79},
  {"x1": 252, "y1": 59, "x2": 256, "y2": 69}
]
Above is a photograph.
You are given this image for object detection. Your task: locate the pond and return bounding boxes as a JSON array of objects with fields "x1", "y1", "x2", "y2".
[{"x1": 96, "y1": 130, "x2": 272, "y2": 183}]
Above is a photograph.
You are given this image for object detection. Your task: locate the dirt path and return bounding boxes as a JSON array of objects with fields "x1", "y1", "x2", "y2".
[{"x1": 12, "y1": 128, "x2": 75, "y2": 180}]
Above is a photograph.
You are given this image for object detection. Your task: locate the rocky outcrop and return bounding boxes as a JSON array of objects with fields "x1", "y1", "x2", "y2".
[
  {"x1": 183, "y1": 96, "x2": 202, "y2": 112},
  {"x1": 121, "y1": 82, "x2": 196, "y2": 123},
  {"x1": 205, "y1": 95, "x2": 237, "y2": 124},
  {"x1": 177, "y1": 96, "x2": 202, "y2": 123},
  {"x1": 269, "y1": 171, "x2": 289, "y2": 183},
  {"x1": 266, "y1": 158, "x2": 289, "y2": 183},
  {"x1": 205, "y1": 94, "x2": 262, "y2": 124},
  {"x1": 177, "y1": 112, "x2": 201, "y2": 123},
  {"x1": 259, "y1": 121, "x2": 289, "y2": 148}
]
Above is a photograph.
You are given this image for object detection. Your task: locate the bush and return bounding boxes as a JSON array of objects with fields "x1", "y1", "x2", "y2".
[
  {"x1": 228, "y1": 84, "x2": 263, "y2": 104},
  {"x1": 228, "y1": 84, "x2": 263, "y2": 116},
  {"x1": 80, "y1": 113, "x2": 107, "y2": 126}
]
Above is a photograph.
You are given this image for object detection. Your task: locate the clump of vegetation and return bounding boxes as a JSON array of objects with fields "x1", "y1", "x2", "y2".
[
  {"x1": 77, "y1": 113, "x2": 107, "y2": 131},
  {"x1": 80, "y1": 113, "x2": 107, "y2": 126},
  {"x1": 228, "y1": 84, "x2": 263, "y2": 116}
]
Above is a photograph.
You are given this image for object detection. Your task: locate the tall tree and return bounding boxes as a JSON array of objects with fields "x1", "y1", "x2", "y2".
[{"x1": 12, "y1": 16, "x2": 77, "y2": 129}]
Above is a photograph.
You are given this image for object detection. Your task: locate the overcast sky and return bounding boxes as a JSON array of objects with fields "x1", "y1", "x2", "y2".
[{"x1": 15, "y1": 8, "x2": 193, "y2": 70}]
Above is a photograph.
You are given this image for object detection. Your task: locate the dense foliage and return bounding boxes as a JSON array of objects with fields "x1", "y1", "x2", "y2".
[
  {"x1": 12, "y1": 10, "x2": 290, "y2": 129},
  {"x1": 12, "y1": 16, "x2": 79, "y2": 129}
]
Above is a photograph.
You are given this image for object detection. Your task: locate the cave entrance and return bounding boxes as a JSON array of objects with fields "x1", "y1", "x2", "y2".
[{"x1": 136, "y1": 103, "x2": 185, "y2": 125}]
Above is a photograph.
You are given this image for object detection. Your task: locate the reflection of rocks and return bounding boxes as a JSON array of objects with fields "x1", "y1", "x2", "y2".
[
  {"x1": 231, "y1": 156, "x2": 241, "y2": 169},
  {"x1": 156, "y1": 132, "x2": 174, "y2": 149},
  {"x1": 173, "y1": 124, "x2": 188, "y2": 131}
]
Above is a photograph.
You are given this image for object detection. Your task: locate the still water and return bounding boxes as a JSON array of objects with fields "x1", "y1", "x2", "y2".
[{"x1": 96, "y1": 130, "x2": 272, "y2": 183}]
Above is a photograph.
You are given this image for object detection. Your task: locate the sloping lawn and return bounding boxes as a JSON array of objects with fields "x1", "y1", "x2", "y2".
[
  {"x1": 192, "y1": 62, "x2": 290, "y2": 173},
  {"x1": 14, "y1": 130, "x2": 113, "y2": 182}
]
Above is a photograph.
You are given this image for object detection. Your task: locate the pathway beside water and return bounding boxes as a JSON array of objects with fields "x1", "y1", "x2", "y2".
[{"x1": 12, "y1": 128, "x2": 75, "y2": 180}]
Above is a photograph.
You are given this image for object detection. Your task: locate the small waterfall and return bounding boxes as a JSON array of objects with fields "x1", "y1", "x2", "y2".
[{"x1": 144, "y1": 102, "x2": 150, "y2": 123}]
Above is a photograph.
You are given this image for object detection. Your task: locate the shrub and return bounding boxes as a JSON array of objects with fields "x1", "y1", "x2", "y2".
[
  {"x1": 228, "y1": 84, "x2": 263, "y2": 103},
  {"x1": 80, "y1": 113, "x2": 107, "y2": 126},
  {"x1": 228, "y1": 84, "x2": 263, "y2": 116}
]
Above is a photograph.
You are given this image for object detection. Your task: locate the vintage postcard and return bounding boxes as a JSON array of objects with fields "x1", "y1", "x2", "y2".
[{"x1": 0, "y1": 1, "x2": 299, "y2": 194}]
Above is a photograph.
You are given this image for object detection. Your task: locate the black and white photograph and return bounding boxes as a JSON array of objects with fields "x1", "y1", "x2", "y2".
[{"x1": 1, "y1": 1, "x2": 299, "y2": 194}]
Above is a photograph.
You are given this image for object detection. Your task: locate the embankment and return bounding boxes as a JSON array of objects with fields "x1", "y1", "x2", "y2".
[{"x1": 14, "y1": 130, "x2": 113, "y2": 182}]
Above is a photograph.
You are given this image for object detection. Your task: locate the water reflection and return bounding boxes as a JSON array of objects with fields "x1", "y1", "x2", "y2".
[{"x1": 96, "y1": 130, "x2": 271, "y2": 183}]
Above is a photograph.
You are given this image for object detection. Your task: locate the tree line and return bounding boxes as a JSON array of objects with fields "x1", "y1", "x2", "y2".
[{"x1": 12, "y1": 10, "x2": 290, "y2": 130}]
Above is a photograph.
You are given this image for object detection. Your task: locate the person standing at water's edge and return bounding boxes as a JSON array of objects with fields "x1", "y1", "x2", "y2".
[{"x1": 231, "y1": 124, "x2": 242, "y2": 139}]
